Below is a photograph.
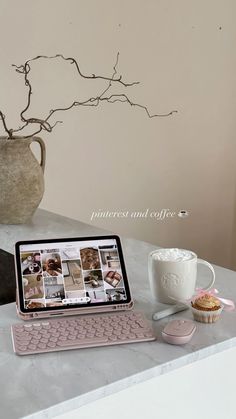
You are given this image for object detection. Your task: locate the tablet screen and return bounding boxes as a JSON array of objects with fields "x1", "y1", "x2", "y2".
[{"x1": 15, "y1": 236, "x2": 131, "y2": 313}]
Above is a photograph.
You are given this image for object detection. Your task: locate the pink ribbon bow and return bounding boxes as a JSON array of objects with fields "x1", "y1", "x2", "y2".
[{"x1": 192, "y1": 288, "x2": 235, "y2": 311}]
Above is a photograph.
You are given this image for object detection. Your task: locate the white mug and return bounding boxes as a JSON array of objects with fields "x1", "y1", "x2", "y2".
[{"x1": 148, "y1": 248, "x2": 215, "y2": 304}]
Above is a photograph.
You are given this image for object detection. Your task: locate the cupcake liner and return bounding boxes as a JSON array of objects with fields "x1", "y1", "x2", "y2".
[{"x1": 191, "y1": 305, "x2": 223, "y2": 323}]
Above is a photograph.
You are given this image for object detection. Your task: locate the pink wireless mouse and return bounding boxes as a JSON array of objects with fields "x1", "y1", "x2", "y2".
[{"x1": 162, "y1": 319, "x2": 196, "y2": 345}]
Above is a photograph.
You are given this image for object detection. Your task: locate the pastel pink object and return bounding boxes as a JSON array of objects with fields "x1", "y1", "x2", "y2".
[
  {"x1": 11, "y1": 311, "x2": 156, "y2": 355},
  {"x1": 192, "y1": 288, "x2": 235, "y2": 311},
  {"x1": 162, "y1": 319, "x2": 196, "y2": 345}
]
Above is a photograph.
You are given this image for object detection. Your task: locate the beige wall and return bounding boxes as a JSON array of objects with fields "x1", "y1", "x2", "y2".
[{"x1": 0, "y1": 1, "x2": 236, "y2": 268}]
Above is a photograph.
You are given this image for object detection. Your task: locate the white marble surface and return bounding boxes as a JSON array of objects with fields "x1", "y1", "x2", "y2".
[
  {"x1": 0, "y1": 209, "x2": 236, "y2": 419},
  {"x1": 0, "y1": 208, "x2": 111, "y2": 255}
]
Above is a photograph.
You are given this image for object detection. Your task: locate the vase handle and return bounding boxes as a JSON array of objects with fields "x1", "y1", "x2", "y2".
[{"x1": 31, "y1": 137, "x2": 46, "y2": 173}]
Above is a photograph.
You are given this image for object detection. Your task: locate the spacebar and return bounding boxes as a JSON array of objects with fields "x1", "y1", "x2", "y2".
[{"x1": 57, "y1": 337, "x2": 108, "y2": 346}]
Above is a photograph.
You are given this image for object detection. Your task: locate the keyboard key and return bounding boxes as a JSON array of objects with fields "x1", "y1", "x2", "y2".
[
  {"x1": 51, "y1": 332, "x2": 60, "y2": 338},
  {"x1": 47, "y1": 342, "x2": 56, "y2": 348},
  {"x1": 118, "y1": 334, "x2": 127, "y2": 340},
  {"x1": 17, "y1": 340, "x2": 30, "y2": 346},
  {"x1": 42, "y1": 325, "x2": 50, "y2": 330},
  {"x1": 38, "y1": 343, "x2": 47, "y2": 349},
  {"x1": 28, "y1": 344, "x2": 37, "y2": 350},
  {"x1": 57, "y1": 337, "x2": 108, "y2": 347},
  {"x1": 128, "y1": 334, "x2": 136, "y2": 339},
  {"x1": 17, "y1": 335, "x2": 30, "y2": 341},
  {"x1": 18, "y1": 346, "x2": 27, "y2": 351},
  {"x1": 108, "y1": 336, "x2": 117, "y2": 341},
  {"x1": 58, "y1": 336, "x2": 67, "y2": 341},
  {"x1": 15, "y1": 325, "x2": 24, "y2": 330},
  {"x1": 31, "y1": 339, "x2": 40, "y2": 345},
  {"x1": 86, "y1": 333, "x2": 95, "y2": 338},
  {"x1": 31, "y1": 330, "x2": 39, "y2": 336},
  {"x1": 68, "y1": 335, "x2": 77, "y2": 340},
  {"x1": 42, "y1": 333, "x2": 50, "y2": 339},
  {"x1": 24, "y1": 325, "x2": 32, "y2": 330}
]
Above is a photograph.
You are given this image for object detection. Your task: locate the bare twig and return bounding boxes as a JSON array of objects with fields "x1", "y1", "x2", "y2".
[
  {"x1": 0, "y1": 111, "x2": 13, "y2": 138},
  {"x1": 5, "y1": 52, "x2": 177, "y2": 139},
  {"x1": 99, "y1": 52, "x2": 120, "y2": 98},
  {"x1": 100, "y1": 94, "x2": 177, "y2": 117},
  {"x1": 13, "y1": 53, "x2": 139, "y2": 87}
]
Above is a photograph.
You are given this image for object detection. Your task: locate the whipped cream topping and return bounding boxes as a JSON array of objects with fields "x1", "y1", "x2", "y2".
[{"x1": 153, "y1": 248, "x2": 195, "y2": 262}]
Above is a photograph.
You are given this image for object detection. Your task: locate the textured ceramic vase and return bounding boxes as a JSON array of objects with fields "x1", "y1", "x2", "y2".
[{"x1": 0, "y1": 136, "x2": 46, "y2": 224}]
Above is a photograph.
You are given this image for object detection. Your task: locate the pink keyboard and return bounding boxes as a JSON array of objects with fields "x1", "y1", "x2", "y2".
[{"x1": 11, "y1": 311, "x2": 156, "y2": 355}]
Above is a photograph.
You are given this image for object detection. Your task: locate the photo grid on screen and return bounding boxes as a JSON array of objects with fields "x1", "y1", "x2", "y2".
[{"x1": 20, "y1": 239, "x2": 127, "y2": 309}]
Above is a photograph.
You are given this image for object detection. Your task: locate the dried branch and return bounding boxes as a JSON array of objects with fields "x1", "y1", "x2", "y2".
[
  {"x1": 100, "y1": 94, "x2": 177, "y2": 117},
  {"x1": 0, "y1": 111, "x2": 13, "y2": 138},
  {"x1": 98, "y1": 51, "x2": 120, "y2": 98},
  {"x1": 0, "y1": 52, "x2": 177, "y2": 139},
  {"x1": 13, "y1": 52, "x2": 139, "y2": 87},
  {"x1": 42, "y1": 93, "x2": 177, "y2": 128}
]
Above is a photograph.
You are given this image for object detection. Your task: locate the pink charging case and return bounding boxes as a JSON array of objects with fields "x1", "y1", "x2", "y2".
[{"x1": 162, "y1": 319, "x2": 196, "y2": 345}]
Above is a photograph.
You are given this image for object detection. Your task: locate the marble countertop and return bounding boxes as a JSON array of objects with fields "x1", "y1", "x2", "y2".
[
  {"x1": 0, "y1": 209, "x2": 236, "y2": 419},
  {"x1": 0, "y1": 208, "x2": 111, "y2": 255}
]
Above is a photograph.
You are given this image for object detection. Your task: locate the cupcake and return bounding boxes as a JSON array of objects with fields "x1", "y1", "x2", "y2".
[{"x1": 191, "y1": 293, "x2": 223, "y2": 323}]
